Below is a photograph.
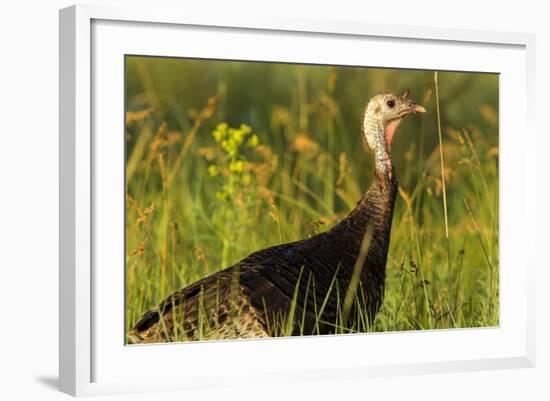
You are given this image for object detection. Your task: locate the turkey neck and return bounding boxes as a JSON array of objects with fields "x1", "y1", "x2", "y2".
[
  {"x1": 329, "y1": 116, "x2": 397, "y2": 279},
  {"x1": 362, "y1": 111, "x2": 396, "y2": 182}
]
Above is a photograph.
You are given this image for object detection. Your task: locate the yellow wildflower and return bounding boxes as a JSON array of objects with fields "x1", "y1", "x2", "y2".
[
  {"x1": 240, "y1": 124, "x2": 252, "y2": 134},
  {"x1": 207, "y1": 165, "x2": 219, "y2": 177},
  {"x1": 242, "y1": 174, "x2": 252, "y2": 186},
  {"x1": 247, "y1": 134, "x2": 259, "y2": 148},
  {"x1": 213, "y1": 129, "x2": 224, "y2": 142},
  {"x1": 229, "y1": 160, "x2": 245, "y2": 173}
]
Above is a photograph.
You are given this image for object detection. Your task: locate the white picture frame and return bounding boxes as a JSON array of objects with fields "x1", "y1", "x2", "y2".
[{"x1": 59, "y1": 3, "x2": 536, "y2": 397}]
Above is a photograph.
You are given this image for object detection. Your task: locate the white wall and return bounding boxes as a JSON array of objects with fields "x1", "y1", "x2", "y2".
[{"x1": 0, "y1": 1, "x2": 547, "y2": 400}]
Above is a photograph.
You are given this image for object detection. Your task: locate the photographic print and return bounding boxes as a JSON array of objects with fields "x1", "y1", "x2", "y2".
[{"x1": 125, "y1": 56, "x2": 499, "y2": 344}]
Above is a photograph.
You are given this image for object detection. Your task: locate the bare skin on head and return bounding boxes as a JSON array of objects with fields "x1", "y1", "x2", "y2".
[{"x1": 362, "y1": 90, "x2": 426, "y2": 180}]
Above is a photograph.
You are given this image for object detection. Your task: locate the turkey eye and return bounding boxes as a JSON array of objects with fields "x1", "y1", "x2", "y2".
[{"x1": 386, "y1": 99, "x2": 395, "y2": 108}]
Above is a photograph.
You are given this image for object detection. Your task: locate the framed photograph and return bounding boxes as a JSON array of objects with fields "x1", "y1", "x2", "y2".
[{"x1": 59, "y1": 4, "x2": 536, "y2": 396}]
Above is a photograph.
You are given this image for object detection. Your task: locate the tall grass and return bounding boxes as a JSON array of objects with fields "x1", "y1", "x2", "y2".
[{"x1": 125, "y1": 57, "x2": 499, "y2": 339}]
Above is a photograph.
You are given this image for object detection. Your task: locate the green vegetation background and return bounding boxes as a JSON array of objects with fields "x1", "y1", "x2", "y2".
[{"x1": 125, "y1": 56, "x2": 499, "y2": 337}]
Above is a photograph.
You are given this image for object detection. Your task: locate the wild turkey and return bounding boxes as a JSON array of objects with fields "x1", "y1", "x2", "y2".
[{"x1": 128, "y1": 91, "x2": 426, "y2": 343}]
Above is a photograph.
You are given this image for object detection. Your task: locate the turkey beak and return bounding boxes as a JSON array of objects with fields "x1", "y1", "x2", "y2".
[
  {"x1": 406, "y1": 102, "x2": 426, "y2": 114},
  {"x1": 412, "y1": 104, "x2": 426, "y2": 114},
  {"x1": 399, "y1": 102, "x2": 426, "y2": 117}
]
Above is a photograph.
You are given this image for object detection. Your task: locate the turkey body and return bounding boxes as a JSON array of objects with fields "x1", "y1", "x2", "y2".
[{"x1": 128, "y1": 174, "x2": 397, "y2": 343}]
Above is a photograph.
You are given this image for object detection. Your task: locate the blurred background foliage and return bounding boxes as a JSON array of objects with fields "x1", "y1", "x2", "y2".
[{"x1": 125, "y1": 56, "x2": 499, "y2": 336}]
